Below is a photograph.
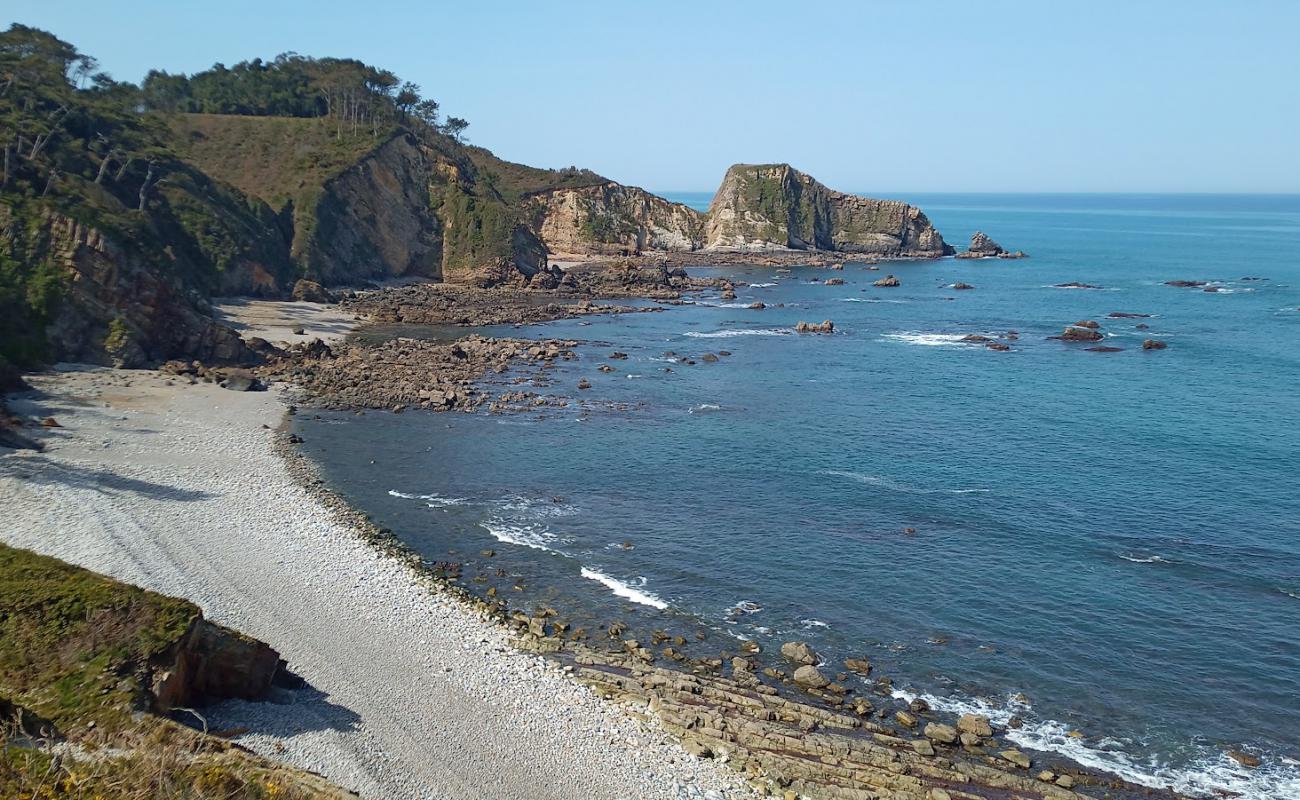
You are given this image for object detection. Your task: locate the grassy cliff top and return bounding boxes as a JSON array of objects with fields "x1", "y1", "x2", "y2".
[
  {"x1": 0, "y1": 543, "x2": 355, "y2": 799},
  {"x1": 463, "y1": 145, "x2": 609, "y2": 204},
  {"x1": 0, "y1": 543, "x2": 200, "y2": 732},
  {"x1": 164, "y1": 113, "x2": 391, "y2": 212}
]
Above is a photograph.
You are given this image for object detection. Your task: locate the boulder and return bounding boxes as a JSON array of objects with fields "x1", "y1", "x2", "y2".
[
  {"x1": 958, "y1": 714, "x2": 993, "y2": 737},
  {"x1": 793, "y1": 664, "x2": 830, "y2": 689},
  {"x1": 682, "y1": 737, "x2": 713, "y2": 758},
  {"x1": 895, "y1": 711, "x2": 918, "y2": 728},
  {"x1": 873, "y1": 275, "x2": 901, "y2": 287},
  {"x1": 748, "y1": 302, "x2": 766, "y2": 309},
  {"x1": 577, "y1": 378, "x2": 592, "y2": 390},
  {"x1": 1165, "y1": 280, "x2": 1208, "y2": 288},
  {"x1": 780, "y1": 641, "x2": 820, "y2": 665},
  {"x1": 701, "y1": 353, "x2": 719, "y2": 363},
  {"x1": 40, "y1": 417, "x2": 62, "y2": 428},
  {"x1": 1073, "y1": 320, "x2": 1100, "y2": 329},
  {"x1": 291, "y1": 279, "x2": 334, "y2": 303},
  {"x1": 221, "y1": 370, "x2": 265, "y2": 392},
  {"x1": 1142, "y1": 339, "x2": 1168, "y2": 350},
  {"x1": 824, "y1": 278, "x2": 845, "y2": 286},
  {"x1": 912, "y1": 739, "x2": 935, "y2": 757},
  {"x1": 952, "y1": 282, "x2": 975, "y2": 290},
  {"x1": 844, "y1": 657, "x2": 872, "y2": 674},
  {"x1": 924, "y1": 723, "x2": 958, "y2": 744},
  {"x1": 1054, "y1": 281, "x2": 1103, "y2": 289},
  {"x1": 1000, "y1": 749, "x2": 1031, "y2": 769}
]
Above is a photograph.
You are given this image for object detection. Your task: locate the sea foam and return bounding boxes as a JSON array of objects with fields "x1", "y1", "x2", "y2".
[
  {"x1": 881, "y1": 332, "x2": 970, "y2": 347},
  {"x1": 580, "y1": 568, "x2": 667, "y2": 609},
  {"x1": 683, "y1": 328, "x2": 791, "y2": 338},
  {"x1": 888, "y1": 688, "x2": 1299, "y2": 800}
]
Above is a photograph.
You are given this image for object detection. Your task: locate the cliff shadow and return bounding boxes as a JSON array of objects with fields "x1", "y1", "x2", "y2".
[
  {"x1": 196, "y1": 679, "x2": 363, "y2": 738},
  {"x1": 0, "y1": 455, "x2": 215, "y2": 503}
]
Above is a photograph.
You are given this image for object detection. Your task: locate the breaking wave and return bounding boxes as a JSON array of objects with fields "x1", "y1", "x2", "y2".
[
  {"x1": 683, "y1": 328, "x2": 791, "y2": 338},
  {"x1": 889, "y1": 688, "x2": 1298, "y2": 800},
  {"x1": 579, "y1": 568, "x2": 668, "y2": 609}
]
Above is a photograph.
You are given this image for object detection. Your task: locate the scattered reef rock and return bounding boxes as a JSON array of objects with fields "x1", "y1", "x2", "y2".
[
  {"x1": 263, "y1": 335, "x2": 577, "y2": 411},
  {"x1": 873, "y1": 275, "x2": 901, "y2": 287},
  {"x1": 705, "y1": 164, "x2": 952, "y2": 256},
  {"x1": 795, "y1": 320, "x2": 834, "y2": 334},
  {"x1": 1052, "y1": 325, "x2": 1105, "y2": 342}
]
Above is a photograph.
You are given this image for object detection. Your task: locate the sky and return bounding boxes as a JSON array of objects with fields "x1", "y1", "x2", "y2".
[{"x1": 9, "y1": 1, "x2": 1299, "y2": 193}]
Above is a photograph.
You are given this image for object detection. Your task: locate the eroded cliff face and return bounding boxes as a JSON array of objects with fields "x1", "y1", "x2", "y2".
[
  {"x1": 301, "y1": 134, "x2": 445, "y2": 284},
  {"x1": 0, "y1": 205, "x2": 251, "y2": 368},
  {"x1": 526, "y1": 183, "x2": 705, "y2": 256},
  {"x1": 704, "y1": 163, "x2": 952, "y2": 256}
]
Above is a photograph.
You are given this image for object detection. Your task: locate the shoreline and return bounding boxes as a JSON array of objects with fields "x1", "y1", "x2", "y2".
[
  {"x1": 0, "y1": 366, "x2": 755, "y2": 800},
  {"x1": 0, "y1": 275, "x2": 1229, "y2": 800}
]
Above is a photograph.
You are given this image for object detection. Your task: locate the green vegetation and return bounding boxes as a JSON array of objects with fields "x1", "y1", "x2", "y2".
[
  {"x1": 463, "y1": 146, "x2": 607, "y2": 205},
  {"x1": 0, "y1": 543, "x2": 198, "y2": 732},
  {"x1": 0, "y1": 544, "x2": 350, "y2": 800}
]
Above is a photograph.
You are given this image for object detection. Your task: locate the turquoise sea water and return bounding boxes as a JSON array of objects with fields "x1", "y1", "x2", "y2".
[{"x1": 299, "y1": 194, "x2": 1300, "y2": 798}]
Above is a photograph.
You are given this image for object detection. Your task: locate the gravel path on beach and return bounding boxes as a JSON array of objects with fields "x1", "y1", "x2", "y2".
[{"x1": 0, "y1": 367, "x2": 755, "y2": 800}]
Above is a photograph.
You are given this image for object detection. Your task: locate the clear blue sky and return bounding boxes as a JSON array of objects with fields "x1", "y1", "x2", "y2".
[{"x1": 10, "y1": 1, "x2": 1299, "y2": 193}]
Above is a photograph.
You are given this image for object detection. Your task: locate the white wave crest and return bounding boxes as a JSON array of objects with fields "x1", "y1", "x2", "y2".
[
  {"x1": 822, "y1": 469, "x2": 988, "y2": 495},
  {"x1": 750, "y1": 282, "x2": 778, "y2": 287},
  {"x1": 580, "y1": 568, "x2": 667, "y2": 609},
  {"x1": 800, "y1": 618, "x2": 830, "y2": 629},
  {"x1": 479, "y1": 519, "x2": 559, "y2": 551},
  {"x1": 1119, "y1": 553, "x2": 1174, "y2": 564},
  {"x1": 881, "y1": 332, "x2": 970, "y2": 347},
  {"x1": 683, "y1": 328, "x2": 791, "y2": 338},
  {"x1": 387, "y1": 490, "x2": 468, "y2": 507},
  {"x1": 889, "y1": 688, "x2": 1299, "y2": 800},
  {"x1": 689, "y1": 403, "x2": 722, "y2": 413},
  {"x1": 840, "y1": 297, "x2": 908, "y2": 303}
]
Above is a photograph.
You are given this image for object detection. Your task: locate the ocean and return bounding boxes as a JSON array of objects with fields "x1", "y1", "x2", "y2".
[{"x1": 296, "y1": 194, "x2": 1300, "y2": 799}]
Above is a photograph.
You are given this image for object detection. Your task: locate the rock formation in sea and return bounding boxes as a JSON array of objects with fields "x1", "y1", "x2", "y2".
[
  {"x1": 703, "y1": 163, "x2": 952, "y2": 256},
  {"x1": 955, "y1": 231, "x2": 1027, "y2": 259}
]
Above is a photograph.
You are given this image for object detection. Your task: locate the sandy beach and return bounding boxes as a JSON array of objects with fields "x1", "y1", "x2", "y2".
[{"x1": 0, "y1": 366, "x2": 753, "y2": 800}]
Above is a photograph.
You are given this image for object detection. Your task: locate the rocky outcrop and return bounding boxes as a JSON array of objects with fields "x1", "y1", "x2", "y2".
[
  {"x1": 153, "y1": 619, "x2": 282, "y2": 709},
  {"x1": 956, "y1": 231, "x2": 1026, "y2": 259},
  {"x1": 527, "y1": 182, "x2": 705, "y2": 255},
  {"x1": 0, "y1": 206, "x2": 254, "y2": 368},
  {"x1": 302, "y1": 134, "x2": 446, "y2": 284},
  {"x1": 956, "y1": 231, "x2": 1003, "y2": 258},
  {"x1": 704, "y1": 164, "x2": 952, "y2": 256}
]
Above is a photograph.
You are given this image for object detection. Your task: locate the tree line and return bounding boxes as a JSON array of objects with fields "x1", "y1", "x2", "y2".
[{"x1": 141, "y1": 53, "x2": 468, "y2": 141}]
